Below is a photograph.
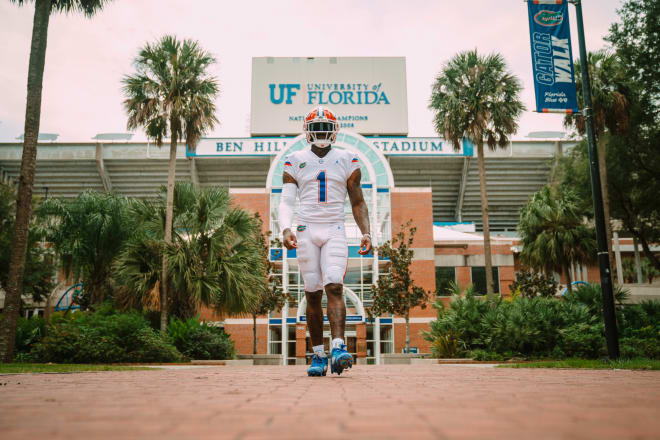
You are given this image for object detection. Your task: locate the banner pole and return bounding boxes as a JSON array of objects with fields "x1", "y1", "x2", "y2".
[{"x1": 571, "y1": 0, "x2": 620, "y2": 358}]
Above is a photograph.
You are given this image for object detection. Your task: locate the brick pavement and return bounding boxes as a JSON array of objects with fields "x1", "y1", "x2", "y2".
[{"x1": 1, "y1": 364, "x2": 659, "y2": 440}]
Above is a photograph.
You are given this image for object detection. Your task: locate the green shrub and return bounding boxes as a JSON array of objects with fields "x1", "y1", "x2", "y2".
[
  {"x1": 178, "y1": 327, "x2": 235, "y2": 360},
  {"x1": 134, "y1": 327, "x2": 184, "y2": 362},
  {"x1": 31, "y1": 309, "x2": 182, "y2": 363},
  {"x1": 426, "y1": 283, "x2": 660, "y2": 360},
  {"x1": 15, "y1": 316, "x2": 46, "y2": 355},
  {"x1": 167, "y1": 316, "x2": 201, "y2": 348},
  {"x1": 424, "y1": 288, "x2": 494, "y2": 350},
  {"x1": 620, "y1": 335, "x2": 660, "y2": 359},
  {"x1": 558, "y1": 323, "x2": 606, "y2": 358},
  {"x1": 563, "y1": 283, "x2": 630, "y2": 315},
  {"x1": 469, "y1": 349, "x2": 509, "y2": 361},
  {"x1": 168, "y1": 317, "x2": 235, "y2": 360},
  {"x1": 620, "y1": 301, "x2": 660, "y2": 335},
  {"x1": 425, "y1": 285, "x2": 614, "y2": 360},
  {"x1": 430, "y1": 329, "x2": 465, "y2": 358}
]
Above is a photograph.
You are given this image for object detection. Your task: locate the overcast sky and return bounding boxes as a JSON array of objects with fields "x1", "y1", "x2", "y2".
[{"x1": 0, "y1": 0, "x2": 624, "y2": 142}]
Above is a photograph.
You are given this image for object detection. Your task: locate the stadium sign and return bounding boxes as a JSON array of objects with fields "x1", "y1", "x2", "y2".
[
  {"x1": 250, "y1": 57, "x2": 408, "y2": 136},
  {"x1": 190, "y1": 137, "x2": 469, "y2": 157},
  {"x1": 527, "y1": 1, "x2": 579, "y2": 114}
]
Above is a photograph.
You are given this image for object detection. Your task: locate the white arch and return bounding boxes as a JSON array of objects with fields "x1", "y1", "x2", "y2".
[
  {"x1": 265, "y1": 131, "x2": 394, "y2": 190},
  {"x1": 295, "y1": 286, "x2": 366, "y2": 323}
]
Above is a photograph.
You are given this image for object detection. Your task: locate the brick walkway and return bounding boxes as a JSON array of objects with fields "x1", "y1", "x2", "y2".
[{"x1": 1, "y1": 365, "x2": 659, "y2": 439}]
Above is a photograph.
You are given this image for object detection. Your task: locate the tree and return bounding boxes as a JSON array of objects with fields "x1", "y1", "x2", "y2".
[
  {"x1": 509, "y1": 270, "x2": 558, "y2": 299},
  {"x1": 603, "y1": 0, "x2": 660, "y2": 271},
  {"x1": 369, "y1": 221, "x2": 431, "y2": 354},
  {"x1": 114, "y1": 183, "x2": 263, "y2": 321},
  {"x1": 518, "y1": 187, "x2": 597, "y2": 292},
  {"x1": 123, "y1": 35, "x2": 219, "y2": 332},
  {"x1": 1, "y1": 0, "x2": 113, "y2": 364},
  {"x1": 38, "y1": 191, "x2": 135, "y2": 308},
  {"x1": 0, "y1": 181, "x2": 56, "y2": 306},
  {"x1": 607, "y1": 0, "x2": 660, "y2": 125},
  {"x1": 429, "y1": 50, "x2": 525, "y2": 295},
  {"x1": 555, "y1": 133, "x2": 660, "y2": 272},
  {"x1": 564, "y1": 51, "x2": 632, "y2": 275}
]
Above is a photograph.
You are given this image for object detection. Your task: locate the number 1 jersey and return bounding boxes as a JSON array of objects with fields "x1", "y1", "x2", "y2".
[{"x1": 283, "y1": 148, "x2": 360, "y2": 224}]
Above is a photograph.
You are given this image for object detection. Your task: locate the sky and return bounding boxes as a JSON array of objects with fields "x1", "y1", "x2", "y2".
[{"x1": 0, "y1": 0, "x2": 624, "y2": 142}]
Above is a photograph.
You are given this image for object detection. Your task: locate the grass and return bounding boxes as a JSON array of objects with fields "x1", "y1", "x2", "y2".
[
  {"x1": 0, "y1": 363, "x2": 156, "y2": 374},
  {"x1": 499, "y1": 359, "x2": 660, "y2": 370}
]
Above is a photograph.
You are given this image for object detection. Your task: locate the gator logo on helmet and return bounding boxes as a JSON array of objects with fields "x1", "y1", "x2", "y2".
[{"x1": 305, "y1": 106, "x2": 337, "y2": 123}]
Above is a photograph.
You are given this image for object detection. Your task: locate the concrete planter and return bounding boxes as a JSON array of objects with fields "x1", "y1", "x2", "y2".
[
  {"x1": 380, "y1": 353, "x2": 430, "y2": 365},
  {"x1": 191, "y1": 359, "x2": 254, "y2": 366},
  {"x1": 236, "y1": 354, "x2": 283, "y2": 365}
]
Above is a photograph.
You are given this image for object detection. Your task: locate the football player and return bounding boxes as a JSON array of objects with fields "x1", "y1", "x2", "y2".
[{"x1": 278, "y1": 106, "x2": 372, "y2": 376}]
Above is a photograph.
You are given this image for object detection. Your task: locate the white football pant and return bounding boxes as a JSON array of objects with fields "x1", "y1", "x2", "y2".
[{"x1": 296, "y1": 222, "x2": 348, "y2": 292}]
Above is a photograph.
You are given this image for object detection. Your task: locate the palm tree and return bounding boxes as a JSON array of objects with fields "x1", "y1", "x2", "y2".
[
  {"x1": 1, "y1": 0, "x2": 113, "y2": 363},
  {"x1": 123, "y1": 36, "x2": 219, "y2": 332},
  {"x1": 564, "y1": 50, "x2": 631, "y2": 278},
  {"x1": 114, "y1": 182, "x2": 263, "y2": 321},
  {"x1": 429, "y1": 50, "x2": 525, "y2": 296},
  {"x1": 38, "y1": 191, "x2": 135, "y2": 307},
  {"x1": 518, "y1": 186, "x2": 597, "y2": 292}
]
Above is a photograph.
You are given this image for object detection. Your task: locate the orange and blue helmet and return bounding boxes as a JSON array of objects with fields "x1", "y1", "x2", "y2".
[{"x1": 303, "y1": 106, "x2": 338, "y2": 148}]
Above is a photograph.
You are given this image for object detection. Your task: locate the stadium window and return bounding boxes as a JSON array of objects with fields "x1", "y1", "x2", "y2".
[
  {"x1": 471, "y1": 266, "x2": 500, "y2": 295},
  {"x1": 435, "y1": 267, "x2": 456, "y2": 296},
  {"x1": 345, "y1": 267, "x2": 361, "y2": 285}
]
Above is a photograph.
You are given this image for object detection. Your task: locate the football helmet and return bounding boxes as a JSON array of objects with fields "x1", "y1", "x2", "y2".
[{"x1": 303, "y1": 106, "x2": 338, "y2": 148}]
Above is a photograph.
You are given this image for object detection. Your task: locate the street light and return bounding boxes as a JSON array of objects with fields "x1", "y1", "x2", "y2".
[{"x1": 570, "y1": 0, "x2": 620, "y2": 358}]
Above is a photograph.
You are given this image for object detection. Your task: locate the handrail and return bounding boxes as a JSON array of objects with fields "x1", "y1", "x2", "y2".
[{"x1": 54, "y1": 283, "x2": 84, "y2": 312}]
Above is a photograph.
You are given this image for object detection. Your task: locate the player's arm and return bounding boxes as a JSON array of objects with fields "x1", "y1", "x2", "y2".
[
  {"x1": 279, "y1": 172, "x2": 298, "y2": 250},
  {"x1": 347, "y1": 169, "x2": 372, "y2": 255}
]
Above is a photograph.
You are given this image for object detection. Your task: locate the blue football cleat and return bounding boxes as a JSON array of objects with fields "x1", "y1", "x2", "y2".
[
  {"x1": 307, "y1": 354, "x2": 328, "y2": 377},
  {"x1": 330, "y1": 345, "x2": 353, "y2": 375}
]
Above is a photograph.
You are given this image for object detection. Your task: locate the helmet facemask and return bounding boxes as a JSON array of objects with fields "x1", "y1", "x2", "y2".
[{"x1": 304, "y1": 120, "x2": 338, "y2": 148}]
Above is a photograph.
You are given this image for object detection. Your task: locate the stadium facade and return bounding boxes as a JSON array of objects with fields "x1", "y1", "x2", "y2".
[{"x1": 2, "y1": 57, "x2": 655, "y2": 364}]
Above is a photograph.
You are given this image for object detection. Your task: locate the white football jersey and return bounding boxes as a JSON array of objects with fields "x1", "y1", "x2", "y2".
[{"x1": 283, "y1": 148, "x2": 360, "y2": 224}]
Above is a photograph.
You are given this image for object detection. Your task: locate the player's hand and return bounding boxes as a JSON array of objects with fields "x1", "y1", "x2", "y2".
[
  {"x1": 282, "y1": 228, "x2": 298, "y2": 250},
  {"x1": 358, "y1": 233, "x2": 372, "y2": 255}
]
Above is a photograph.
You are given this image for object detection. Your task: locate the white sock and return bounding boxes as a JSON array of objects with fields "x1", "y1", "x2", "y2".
[
  {"x1": 331, "y1": 338, "x2": 344, "y2": 349},
  {"x1": 313, "y1": 344, "x2": 326, "y2": 357}
]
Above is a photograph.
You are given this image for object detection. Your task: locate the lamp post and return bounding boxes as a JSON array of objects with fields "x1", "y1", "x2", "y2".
[{"x1": 570, "y1": 0, "x2": 620, "y2": 358}]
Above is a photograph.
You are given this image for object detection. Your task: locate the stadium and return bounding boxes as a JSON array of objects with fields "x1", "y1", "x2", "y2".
[{"x1": 0, "y1": 57, "x2": 655, "y2": 364}]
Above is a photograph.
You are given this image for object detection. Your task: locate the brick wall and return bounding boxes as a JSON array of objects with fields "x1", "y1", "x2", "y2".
[
  {"x1": 224, "y1": 323, "x2": 269, "y2": 355},
  {"x1": 393, "y1": 322, "x2": 431, "y2": 353},
  {"x1": 391, "y1": 189, "x2": 434, "y2": 249},
  {"x1": 229, "y1": 189, "x2": 270, "y2": 233},
  {"x1": 390, "y1": 189, "x2": 436, "y2": 317}
]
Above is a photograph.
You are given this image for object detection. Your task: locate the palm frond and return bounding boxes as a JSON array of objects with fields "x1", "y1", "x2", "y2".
[
  {"x1": 122, "y1": 35, "x2": 219, "y2": 149},
  {"x1": 429, "y1": 49, "x2": 525, "y2": 150}
]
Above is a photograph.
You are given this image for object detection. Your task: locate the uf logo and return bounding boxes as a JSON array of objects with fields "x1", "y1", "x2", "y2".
[{"x1": 269, "y1": 83, "x2": 300, "y2": 104}]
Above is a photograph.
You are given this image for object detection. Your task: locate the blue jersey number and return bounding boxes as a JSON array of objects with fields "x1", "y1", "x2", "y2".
[{"x1": 316, "y1": 171, "x2": 327, "y2": 203}]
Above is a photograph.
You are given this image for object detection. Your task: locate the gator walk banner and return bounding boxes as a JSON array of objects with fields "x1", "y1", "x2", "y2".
[{"x1": 527, "y1": 0, "x2": 579, "y2": 114}]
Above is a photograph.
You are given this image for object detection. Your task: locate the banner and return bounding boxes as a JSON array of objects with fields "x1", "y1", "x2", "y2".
[{"x1": 527, "y1": 1, "x2": 579, "y2": 113}]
